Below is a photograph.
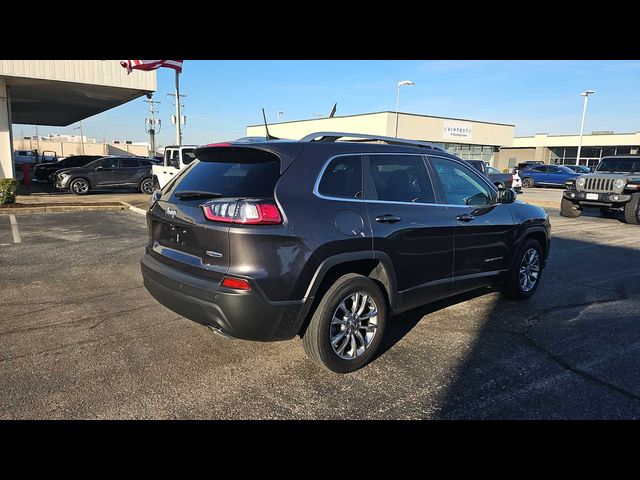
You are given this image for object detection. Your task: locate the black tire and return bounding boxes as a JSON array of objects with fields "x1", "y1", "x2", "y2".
[
  {"x1": 522, "y1": 177, "x2": 534, "y2": 188},
  {"x1": 301, "y1": 273, "x2": 387, "y2": 374},
  {"x1": 69, "y1": 178, "x2": 90, "y2": 195},
  {"x1": 501, "y1": 238, "x2": 544, "y2": 300},
  {"x1": 140, "y1": 177, "x2": 154, "y2": 194},
  {"x1": 560, "y1": 198, "x2": 582, "y2": 218},
  {"x1": 623, "y1": 193, "x2": 640, "y2": 225}
]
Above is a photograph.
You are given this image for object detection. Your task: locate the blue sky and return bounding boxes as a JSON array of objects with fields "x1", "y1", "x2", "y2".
[{"x1": 15, "y1": 60, "x2": 640, "y2": 146}]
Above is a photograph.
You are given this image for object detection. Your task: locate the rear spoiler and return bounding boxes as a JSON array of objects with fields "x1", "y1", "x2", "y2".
[{"x1": 194, "y1": 143, "x2": 304, "y2": 174}]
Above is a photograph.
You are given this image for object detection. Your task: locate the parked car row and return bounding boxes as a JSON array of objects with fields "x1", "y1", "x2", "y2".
[{"x1": 465, "y1": 160, "x2": 522, "y2": 193}]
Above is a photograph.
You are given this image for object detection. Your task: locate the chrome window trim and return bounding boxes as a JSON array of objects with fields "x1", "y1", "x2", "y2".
[
  {"x1": 314, "y1": 152, "x2": 443, "y2": 206},
  {"x1": 313, "y1": 151, "x2": 500, "y2": 208}
]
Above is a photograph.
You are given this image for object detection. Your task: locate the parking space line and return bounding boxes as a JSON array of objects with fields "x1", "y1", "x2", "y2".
[{"x1": 9, "y1": 215, "x2": 21, "y2": 244}]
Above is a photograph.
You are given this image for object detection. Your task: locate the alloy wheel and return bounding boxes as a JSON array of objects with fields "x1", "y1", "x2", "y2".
[
  {"x1": 141, "y1": 179, "x2": 154, "y2": 194},
  {"x1": 72, "y1": 180, "x2": 89, "y2": 194},
  {"x1": 329, "y1": 292, "x2": 378, "y2": 360},
  {"x1": 519, "y1": 248, "x2": 540, "y2": 292}
]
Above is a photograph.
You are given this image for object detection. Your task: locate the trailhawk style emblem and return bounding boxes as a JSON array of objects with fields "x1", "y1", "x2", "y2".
[{"x1": 166, "y1": 207, "x2": 177, "y2": 218}]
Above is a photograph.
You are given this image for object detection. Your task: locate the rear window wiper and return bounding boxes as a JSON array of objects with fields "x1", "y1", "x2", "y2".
[{"x1": 175, "y1": 191, "x2": 223, "y2": 199}]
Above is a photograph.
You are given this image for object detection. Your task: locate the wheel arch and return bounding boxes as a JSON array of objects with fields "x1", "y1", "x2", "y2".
[
  {"x1": 295, "y1": 251, "x2": 399, "y2": 337},
  {"x1": 514, "y1": 226, "x2": 549, "y2": 268}
]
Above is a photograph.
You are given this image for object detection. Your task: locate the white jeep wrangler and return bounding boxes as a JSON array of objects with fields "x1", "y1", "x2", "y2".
[{"x1": 152, "y1": 145, "x2": 197, "y2": 190}]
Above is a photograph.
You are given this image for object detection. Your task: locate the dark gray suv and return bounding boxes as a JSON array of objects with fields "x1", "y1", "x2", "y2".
[
  {"x1": 55, "y1": 156, "x2": 155, "y2": 195},
  {"x1": 141, "y1": 133, "x2": 550, "y2": 373}
]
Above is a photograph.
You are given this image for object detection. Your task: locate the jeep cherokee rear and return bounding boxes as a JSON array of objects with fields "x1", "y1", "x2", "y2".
[
  {"x1": 561, "y1": 155, "x2": 640, "y2": 224},
  {"x1": 141, "y1": 133, "x2": 550, "y2": 373}
]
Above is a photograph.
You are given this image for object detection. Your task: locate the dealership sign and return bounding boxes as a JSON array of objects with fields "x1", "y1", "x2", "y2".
[{"x1": 443, "y1": 121, "x2": 472, "y2": 140}]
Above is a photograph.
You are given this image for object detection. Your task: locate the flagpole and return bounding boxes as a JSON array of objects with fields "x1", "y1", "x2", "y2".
[{"x1": 175, "y1": 70, "x2": 182, "y2": 146}]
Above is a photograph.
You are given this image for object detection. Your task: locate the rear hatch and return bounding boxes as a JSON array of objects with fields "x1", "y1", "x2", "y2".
[{"x1": 147, "y1": 145, "x2": 283, "y2": 281}]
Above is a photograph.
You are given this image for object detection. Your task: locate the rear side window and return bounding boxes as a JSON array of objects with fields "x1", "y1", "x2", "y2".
[
  {"x1": 369, "y1": 155, "x2": 435, "y2": 203},
  {"x1": 121, "y1": 158, "x2": 139, "y2": 168},
  {"x1": 169, "y1": 148, "x2": 280, "y2": 199},
  {"x1": 318, "y1": 156, "x2": 363, "y2": 199}
]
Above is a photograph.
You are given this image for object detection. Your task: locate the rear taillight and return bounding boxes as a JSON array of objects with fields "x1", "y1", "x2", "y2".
[
  {"x1": 221, "y1": 277, "x2": 251, "y2": 291},
  {"x1": 202, "y1": 200, "x2": 282, "y2": 225}
]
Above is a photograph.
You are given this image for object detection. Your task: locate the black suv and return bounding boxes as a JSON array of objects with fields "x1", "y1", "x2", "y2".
[
  {"x1": 32, "y1": 155, "x2": 102, "y2": 182},
  {"x1": 55, "y1": 156, "x2": 155, "y2": 195},
  {"x1": 141, "y1": 133, "x2": 550, "y2": 373},
  {"x1": 561, "y1": 155, "x2": 640, "y2": 224}
]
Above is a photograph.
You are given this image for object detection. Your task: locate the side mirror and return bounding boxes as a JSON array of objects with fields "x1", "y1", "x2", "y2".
[
  {"x1": 95, "y1": 166, "x2": 103, "y2": 171},
  {"x1": 497, "y1": 188, "x2": 516, "y2": 204},
  {"x1": 170, "y1": 159, "x2": 180, "y2": 169}
]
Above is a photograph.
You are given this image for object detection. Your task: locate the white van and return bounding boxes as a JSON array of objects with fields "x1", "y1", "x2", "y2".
[{"x1": 152, "y1": 145, "x2": 197, "y2": 189}]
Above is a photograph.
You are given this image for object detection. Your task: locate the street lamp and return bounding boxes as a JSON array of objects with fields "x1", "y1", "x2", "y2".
[
  {"x1": 395, "y1": 80, "x2": 415, "y2": 137},
  {"x1": 576, "y1": 90, "x2": 595, "y2": 165},
  {"x1": 276, "y1": 111, "x2": 284, "y2": 123}
]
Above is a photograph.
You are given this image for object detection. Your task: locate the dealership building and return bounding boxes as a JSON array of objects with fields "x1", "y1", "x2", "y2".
[
  {"x1": 247, "y1": 111, "x2": 640, "y2": 172},
  {"x1": 1, "y1": 60, "x2": 156, "y2": 179},
  {"x1": 496, "y1": 132, "x2": 640, "y2": 170},
  {"x1": 247, "y1": 111, "x2": 515, "y2": 166}
]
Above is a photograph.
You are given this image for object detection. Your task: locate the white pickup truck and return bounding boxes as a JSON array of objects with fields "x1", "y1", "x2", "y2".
[{"x1": 152, "y1": 145, "x2": 197, "y2": 189}]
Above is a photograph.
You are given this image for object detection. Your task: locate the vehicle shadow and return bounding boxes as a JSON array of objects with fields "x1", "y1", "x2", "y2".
[{"x1": 372, "y1": 233, "x2": 640, "y2": 419}]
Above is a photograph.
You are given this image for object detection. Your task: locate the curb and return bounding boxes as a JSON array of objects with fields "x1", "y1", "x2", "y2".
[
  {"x1": 0, "y1": 204, "x2": 126, "y2": 214},
  {"x1": 119, "y1": 201, "x2": 147, "y2": 215}
]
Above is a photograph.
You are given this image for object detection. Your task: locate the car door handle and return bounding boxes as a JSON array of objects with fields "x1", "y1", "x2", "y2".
[
  {"x1": 375, "y1": 214, "x2": 401, "y2": 223},
  {"x1": 456, "y1": 214, "x2": 475, "y2": 222}
]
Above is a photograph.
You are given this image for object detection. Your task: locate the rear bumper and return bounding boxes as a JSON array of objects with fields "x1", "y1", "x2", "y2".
[
  {"x1": 140, "y1": 253, "x2": 305, "y2": 341},
  {"x1": 563, "y1": 190, "x2": 631, "y2": 206}
]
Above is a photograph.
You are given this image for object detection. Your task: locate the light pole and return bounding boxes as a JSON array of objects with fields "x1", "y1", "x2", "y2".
[
  {"x1": 74, "y1": 122, "x2": 85, "y2": 154},
  {"x1": 576, "y1": 90, "x2": 595, "y2": 165},
  {"x1": 395, "y1": 80, "x2": 415, "y2": 137},
  {"x1": 276, "y1": 111, "x2": 284, "y2": 123}
]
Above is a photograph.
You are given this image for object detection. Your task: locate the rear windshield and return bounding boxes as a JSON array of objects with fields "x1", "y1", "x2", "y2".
[
  {"x1": 167, "y1": 148, "x2": 280, "y2": 199},
  {"x1": 596, "y1": 158, "x2": 640, "y2": 173}
]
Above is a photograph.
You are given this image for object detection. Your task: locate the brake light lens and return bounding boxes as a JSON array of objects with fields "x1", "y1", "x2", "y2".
[
  {"x1": 202, "y1": 200, "x2": 282, "y2": 224},
  {"x1": 221, "y1": 277, "x2": 251, "y2": 291}
]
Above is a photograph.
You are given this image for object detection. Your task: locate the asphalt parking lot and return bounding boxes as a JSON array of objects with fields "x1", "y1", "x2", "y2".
[{"x1": 1, "y1": 194, "x2": 640, "y2": 419}]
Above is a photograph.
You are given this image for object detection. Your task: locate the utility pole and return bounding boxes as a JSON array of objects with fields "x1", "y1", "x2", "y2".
[
  {"x1": 144, "y1": 95, "x2": 161, "y2": 157},
  {"x1": 166, "y1": 72, "x2": 187, "y2": 145},
  {"x1": 35, "y1": 125, "x2": 40, "y2": 153}
]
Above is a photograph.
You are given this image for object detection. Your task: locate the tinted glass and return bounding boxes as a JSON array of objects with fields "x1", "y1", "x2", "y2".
[
  {"x1": 120, "y1": 158, "x2": 139, "y2": 168},
  {"x1": 556, "y1": 166, "x2": 574, "y2": 174},
  {"x1": 369, "y1": 155, "x2": 435, "y2": 203},
  {"x1": 66, "y1": 158, "x2": 87, "y2": 167},
  {"x1": 182, "y1": 148, "x2": 196, "y2": 165},
  {"x1": 318, "y1": 156, "x2": 362, "y2": 199},
  {"x1": 596, "y1": 158, "x2": 640, "y2": 173},
  {"x1": 486, "y1": 166, "x2": 501, "y2": 174},
  {"x1": 87, "y1": 158, "x2": 118, "y2": 169},
  {"x1": 139, "y1": 160, "x2": 153, "y2": 166},
  {"x1": 430, "y1": 157, "x2": 493, "y2": 206},
  {"x1": 168, "y1": 149, "x2": 280, "y2": 199}
]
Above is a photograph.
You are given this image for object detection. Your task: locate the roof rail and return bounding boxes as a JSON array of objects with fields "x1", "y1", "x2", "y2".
[{"x1": 299, "y1": 131, "x2": 443, "y2": 151}]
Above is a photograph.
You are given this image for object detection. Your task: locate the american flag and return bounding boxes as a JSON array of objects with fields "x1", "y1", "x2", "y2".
[{"x1": 120, "y1": 60, "x2": 183, "y2": 74}]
